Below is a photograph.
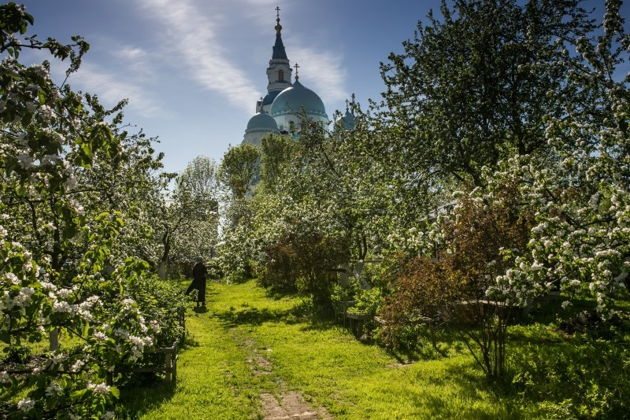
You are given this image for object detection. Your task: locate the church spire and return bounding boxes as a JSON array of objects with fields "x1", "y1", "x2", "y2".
[{"x1": 272, "y1": 6, "x2": 288, "y2": 60}]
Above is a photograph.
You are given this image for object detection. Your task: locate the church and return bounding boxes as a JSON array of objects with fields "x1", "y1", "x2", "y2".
[{"x1": 242, "y1": 8, "x2": 352, "y2": 146}]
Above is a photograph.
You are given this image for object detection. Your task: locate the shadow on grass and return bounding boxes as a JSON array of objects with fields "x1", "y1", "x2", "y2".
[
  {"x1": 213, "y1": 305, "x2": 309, "y2": 327},
  {"x1": 119, "y1": 376, "x2": 176, "y2": 418},
  {"x1": 419, "y1": 323, "x2": 630, "y2": 419},
  {"x1": 193, "y1": 306, "x2": 209, "y2": 313},
  {"x1": 264, "y1": 286, "x2": 299, "y2": 301},
  {"x1": 299, "y1": 316, "x2": 338, "y2": 332},
  {"x1": 212, "y1": 299, "x2": 341, "y2": 331},
  {"x1": 402, "y1": 360, "x2": 528, "y2": 419}
]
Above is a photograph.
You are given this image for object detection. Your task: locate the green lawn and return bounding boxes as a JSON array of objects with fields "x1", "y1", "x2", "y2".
[
  {"x1": 121, "y1": 300, "x2": 260, "y2": 419},
  {"x1": 123, "y1": 280, "x2": 557, "y2": 419}
]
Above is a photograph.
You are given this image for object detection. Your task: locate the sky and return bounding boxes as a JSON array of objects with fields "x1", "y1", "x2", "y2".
[{"x1": 15, "y1": 0, "x2": 629, "y2": 173}]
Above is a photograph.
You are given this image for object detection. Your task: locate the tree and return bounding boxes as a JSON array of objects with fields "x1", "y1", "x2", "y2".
[
  {"x1": 218, "y1": 143, "x2": 260, "y2": 201},
  {"x1": 0, "y1": 4, "x2": 186, "y2": 417},
  {"x1": 155, "y1": 156, "x2": 219, "y2": 277},
  {"x1": 171, "y1": 157, "x2": 219, "y2": 263},
  {"x1": 379, "y1": 0, "x2": 595, "y2": 186},
  {"x1": 486, "y1": 0, "x2": 630, "y2": 315}
]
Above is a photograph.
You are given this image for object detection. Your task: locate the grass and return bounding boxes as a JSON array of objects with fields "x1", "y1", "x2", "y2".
[
  {"x1": 123, "y1": 280, "x2": 556, "y2": 419},
  {"x1": 212, "y1": 282, "x2": 542, "y2": 419},
  {"x1": 7, "y1": 279, "x2": 626, "y2": 417},
  {"x1": 121, "y1": 296, "x2": 260, "y2": 418}
]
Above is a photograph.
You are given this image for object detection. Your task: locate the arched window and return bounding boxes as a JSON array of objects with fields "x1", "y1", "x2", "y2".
[{"x1": 278, "y1": 69, "x2": 284, "y2": 82}]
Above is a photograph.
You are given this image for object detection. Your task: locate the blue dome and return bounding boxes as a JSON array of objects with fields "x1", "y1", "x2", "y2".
[
  {"x1": 270, "y1": 80, "x2": 328, "y2": 120},
  {"x1": 246, "y1": 112, "x2": 279, "y2": 132},
  {"x1": 261, "y1": 90, "x2": 280, "y2": 106}
]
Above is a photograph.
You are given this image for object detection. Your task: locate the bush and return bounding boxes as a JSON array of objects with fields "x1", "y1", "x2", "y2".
[
  {"x1": 377, "y1": 257, "x2": 457, "y2": 357},
  {"x1": 510, "y1": 330, "x2": 630, "y2": 419},
  {"x1": 258, "y1": 240, "x2": 300, "y2": 292},
  {"x1": 379, "y1": 185, "x2": 533, "y2": 378},
  {"x1": 257, "y1": 227, "x2": 349, "y2": 310},
  {"x1": 127, "y1": 275, "x2": 187, "y2": 349}
]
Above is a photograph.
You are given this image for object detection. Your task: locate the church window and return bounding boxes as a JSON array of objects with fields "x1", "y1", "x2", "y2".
[{"x1": 278, "y1": 70, "x2": 284, "y2": 82}]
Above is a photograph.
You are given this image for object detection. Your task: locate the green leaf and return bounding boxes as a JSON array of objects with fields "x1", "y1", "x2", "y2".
[{"x1": 71, "y1": 388, "x2": 88, "y2": 399}]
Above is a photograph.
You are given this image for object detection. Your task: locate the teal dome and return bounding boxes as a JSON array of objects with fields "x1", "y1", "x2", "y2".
[
  {"x1": 243, "y1": 112, "x2": 279, "y2": 146},
  {"x1": 246, "y1": 112, "x2": 279, "y2": 132},
  {"x1": 270, "y1": 80, "x2": 328, "y2": 120}
]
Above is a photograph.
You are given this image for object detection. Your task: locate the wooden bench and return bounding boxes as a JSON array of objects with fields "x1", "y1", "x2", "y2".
[
  {"x1": 128, "y1": 341, "x2": 178, "y2": 385},
  {"x1": 333, "y1": 300, "x2": 356, "y2": 326},
  {"x1": 127, "y1": 308, "x2": 185, "y2": 386},
  {"x1": 345, "y1": 310, "x2": 372, "y2": 338},
  {"x1": 157, "y1": 342, "x2": 178, "y2": 384}
]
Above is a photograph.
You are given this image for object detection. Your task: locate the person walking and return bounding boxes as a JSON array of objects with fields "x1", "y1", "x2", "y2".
[{"x1": 186, "y1": 258, "x2": 207, "y2": 309}]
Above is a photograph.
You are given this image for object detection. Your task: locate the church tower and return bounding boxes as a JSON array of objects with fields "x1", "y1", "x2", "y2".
[
  {"x1": 243, "y1": 7, "x2": 328, "y2": 146},
  {"x1": 257, "y1": 7, "x2": 292, "y2": 113}
]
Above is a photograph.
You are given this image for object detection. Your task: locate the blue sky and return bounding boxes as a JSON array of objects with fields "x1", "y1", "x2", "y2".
[{"x1": 16, "y1": 0, "x2": 628, "y2": 173}]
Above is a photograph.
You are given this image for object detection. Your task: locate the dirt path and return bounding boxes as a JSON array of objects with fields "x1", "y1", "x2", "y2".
[
  {"x1": 260, "y1": 391, "x2": 329, "y2": 420},
  {"x1": 237, "y1": 334, "x2": 331, "y2": 419}
]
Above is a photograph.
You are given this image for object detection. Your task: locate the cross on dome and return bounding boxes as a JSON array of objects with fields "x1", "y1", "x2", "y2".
[
  {"x1": 294, "y1": 63, "x2": 300, "y2": 81},
  {"x1": 275, "y1": 5, "x2": 282, "y2": 33}
]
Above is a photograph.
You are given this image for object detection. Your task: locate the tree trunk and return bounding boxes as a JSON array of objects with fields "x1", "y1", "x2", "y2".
[
  {"x1": 158, "y1": 261, "x2": 169, "y2": 280},
  {"x1": 49, "y1": 329, "x2": 59, "y2": 351}
]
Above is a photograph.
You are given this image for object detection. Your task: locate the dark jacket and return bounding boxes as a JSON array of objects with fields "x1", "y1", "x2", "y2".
[{"x1": 187, "y1": 262, "x2": 207, "y2": 302}]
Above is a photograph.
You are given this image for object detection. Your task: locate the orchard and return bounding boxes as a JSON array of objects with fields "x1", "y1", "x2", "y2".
[{"x1": 1, "y1": 1, "x2": 629, "y2": 419}]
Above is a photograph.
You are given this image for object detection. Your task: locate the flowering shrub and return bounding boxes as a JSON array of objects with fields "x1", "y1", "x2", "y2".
[
  {"x1": 483, "y1": 1, "x2": 629, "y2": 316},
  {"x1": 0, "y1": 4, "x2": 186, "y2": 417},
  {"x1": 378, "y1": 183, "x2": 533, "y2": 377},
  {"x1": 255, "y1": 212, "x2": 350, "y2": 308}
]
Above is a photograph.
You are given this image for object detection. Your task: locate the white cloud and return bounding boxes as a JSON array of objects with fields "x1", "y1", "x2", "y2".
[
  {"x1": 137, "y1": 0, "x2": 260, "y2": 113},
  {"x1": 26, "y1": 46, "x2": 164, "y2": 119},
  {"x1": 133, "y1": 0, "x2": 348, "y2": 114},
  {"x1": 241, "y1": 0, "x2": 278, "y2": 4},
  {"x1": 115, "y1": 46, "x2": 146, "y2": 61},
  {"x1": 111, "y1": 45, "x2": 155, "y2": 81},
  {"x1": 287, "y1": 45, "x2": 348, "y2": 105},
  {"x1": 238, "y1": 0, "x2": 285, "y2": 29},
  {"x1": 65, "y1": 63, "x2": 163, "y2": 118}
]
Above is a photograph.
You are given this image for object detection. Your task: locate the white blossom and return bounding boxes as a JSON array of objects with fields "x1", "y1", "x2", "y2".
[
  {"x1": 5, "y1": 272, "x2": 19, "y2": 285},
  {"x1": 94, "y1": 331, "x2": 107, "y2": 341},
  {"x1": 87, "y1": 382, "x2": 111, "y2": 395},
  {"x1": 70, "y1": 359, "x2": 84, "y2": 372},
  {"x1": 17, "y1": 398, "x2": 35, "y2": 412},
  {"x1": 56, "y1": 288, "x2": 73, "y2": 299},
  {"x1": 45, "y1": 382, "x2": 63, "y2": 397},
  {"x1": 53, "y1": 301, "x2": 72, "y2": 313}
]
